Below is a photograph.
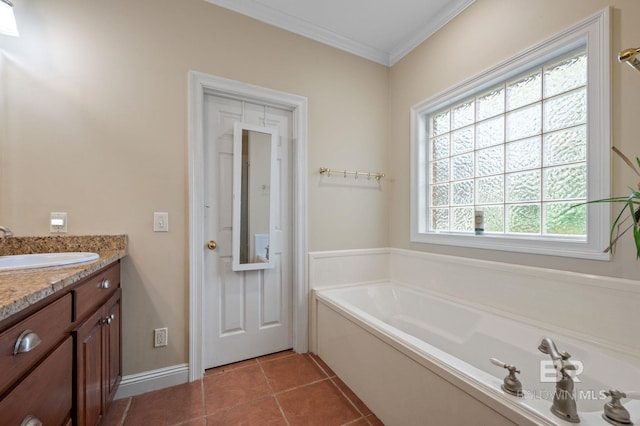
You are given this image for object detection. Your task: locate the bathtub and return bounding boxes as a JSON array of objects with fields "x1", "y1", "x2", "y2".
[{"x1": 313, "y1": 282, "x2": 640, "y2": 426}]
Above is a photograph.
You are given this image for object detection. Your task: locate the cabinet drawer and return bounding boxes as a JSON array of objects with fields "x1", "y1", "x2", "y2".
[
  {"x1": 0, "y1": 293, "x2": 72, "y2": 395},
  {"x1": 0, "y1": 336, "x2": 73, "y2": 426},
  {"x1": 73, "y1": 263, "x2": 120, "y2": 322}
]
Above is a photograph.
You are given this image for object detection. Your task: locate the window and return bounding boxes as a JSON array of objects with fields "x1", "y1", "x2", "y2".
[{"x1": 411, "y1": 9, "x2": 610, "y2": 260}]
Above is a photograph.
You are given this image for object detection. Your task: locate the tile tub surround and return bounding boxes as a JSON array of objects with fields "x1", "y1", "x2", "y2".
[{"x1": 0, "y1": 235, "x2": 127, "y2": 321}]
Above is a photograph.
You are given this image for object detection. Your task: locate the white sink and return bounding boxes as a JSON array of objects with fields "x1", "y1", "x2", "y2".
[{"x1": 0, "y1": 252, "x2": 99, "y2": 271}]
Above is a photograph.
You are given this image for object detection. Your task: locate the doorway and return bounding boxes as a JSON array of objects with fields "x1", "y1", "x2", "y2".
[{"x1": 188, "y1": 72, "x2": 308, "y2": 381}]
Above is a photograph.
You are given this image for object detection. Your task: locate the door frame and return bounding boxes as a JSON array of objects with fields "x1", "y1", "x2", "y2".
[{"x1": 187, "y1": 71, "x2": 308, "y2": 381}]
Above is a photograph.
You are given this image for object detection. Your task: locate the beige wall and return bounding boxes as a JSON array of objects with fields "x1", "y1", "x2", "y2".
[
  {"x1": 0, "y1": 0, "x2": 389, "y2": 374},
  {"x1": 3, "y1": 0, "x2": 640, "y2": 378},
  {"x1": 389, "y1": 0, "x2": 640, "y2": 280}
]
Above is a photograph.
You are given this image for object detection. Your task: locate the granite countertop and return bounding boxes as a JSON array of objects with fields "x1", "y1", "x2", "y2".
[{"x1": 0, "y1": 235, "x2": 127, "y2": 323}]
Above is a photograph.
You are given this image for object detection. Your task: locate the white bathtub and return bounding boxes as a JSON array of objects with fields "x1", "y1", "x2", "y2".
[{"x1": 313, "y1": 282, "x2": 640, "y2": 426}]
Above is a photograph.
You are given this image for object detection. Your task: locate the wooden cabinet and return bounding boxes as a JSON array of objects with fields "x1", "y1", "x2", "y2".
[
  {"x1": 74, "y1": 288, "x2": 121, "y2": 426},
  {"x1": 0, "y1": 337, "x2": 73, "y2": 426},
  {"x1": 0, "y1": 261, "x2": 122, "y2": 426}
]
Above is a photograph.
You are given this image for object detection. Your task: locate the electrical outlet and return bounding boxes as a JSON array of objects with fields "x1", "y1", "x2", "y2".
[{"x1": 154, "y1": 328, "x2": 168, "y2": 348}]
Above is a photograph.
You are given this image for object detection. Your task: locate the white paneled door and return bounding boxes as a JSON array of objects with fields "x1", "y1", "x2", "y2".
[{"x1": 203, "y1": 94, "x2": 293, "y2": 368}]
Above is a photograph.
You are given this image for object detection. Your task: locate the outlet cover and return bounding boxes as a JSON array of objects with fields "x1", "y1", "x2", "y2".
[
  {"x1": 50, "y1": 212, "x2": 68, "y2": 233},
  {"x1": 154, "y1": 328, "x2": 168, "y2": 348}
]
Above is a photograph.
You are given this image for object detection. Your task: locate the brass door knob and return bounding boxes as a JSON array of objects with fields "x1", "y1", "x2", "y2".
[{"x1": 207, "y1": 240, "x2": 217, "y2": 250}]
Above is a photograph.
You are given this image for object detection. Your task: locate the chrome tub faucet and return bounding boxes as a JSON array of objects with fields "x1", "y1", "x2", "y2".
[{"x1": 538, "y1": 337, "x2": 580, "y2": 423}]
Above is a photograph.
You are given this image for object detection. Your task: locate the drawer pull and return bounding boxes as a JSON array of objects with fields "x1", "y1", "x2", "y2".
[
  {"x1": 20, "y1": 416, "x2": 43, "y2": 426},
  {"x1": 100, "y1": 279, "x2": 111, "y2": 289},
  {"x1": 102, "y1": 314, "x2": 115, "y2": 325},
  {"x1": 13, "y1": 330, "x2": 42, "y2": 355}
]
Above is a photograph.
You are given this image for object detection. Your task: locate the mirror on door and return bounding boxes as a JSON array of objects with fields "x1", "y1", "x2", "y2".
[{"x1": 232, "y1": 122, "x2": 278, "y2": 271}]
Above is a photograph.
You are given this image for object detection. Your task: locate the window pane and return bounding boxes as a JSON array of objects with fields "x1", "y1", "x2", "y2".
[
  {"x1": 543, "y1": 164, "x2": 587, "y2": 200},
  {"x1": 452, "y1": 126, "x2": 474, "y2": 155},
  {"x1": 506, "y1": 71, "x2": 542, "y2": 111},
  {"x1": 506, "y1": 103, "x2": 541, "y2": 141},
  {"x1": 507, "y1": 204, "x2": 541, "y2": 234},
  {"x1": 431, "y1": 110, "x2": 450, "y2": 137},
  {"x1": 452, "y1": 180, "x2": 474, "y2": 205},
  {"x1": 431, "y1": 159, "x2": 449, "y2": 183},
  {"x1": 482, "y1": 205, "x2": 504, "y2": 233},
  {"x1": 431, "y1": 134, "x2": 450, "y2": 160},
  {"x1": 452, "y1": 153, "x2": 474, "y2": 181},
  {"x1": 544, "y1": 53, "x2": 587, "y2": 98},
  {"x1": 476, "y1": 175, "x2": 504, "y2": 204},
  {"x1": 506, "y1": 136, "x2": 541, "y2": 172},
  {"x1": 544, "y1": 202, "x2": 586, "y2": 235},
  {"x1": 476, "y1": 86, "x2": 505, "y2": 121},
  {"x1": 431, "y1": 209, "x2": 449, "y2": 230},
  {"x1": 452, "y1": 99, "x2": 474, "y2": 129},
  {"x1": 431, "y1": 184, "x2": 449, "y2": 206},
  {"x1": 477, "y1": 146, "x2": 504, "y2": 177},
  {"x1": 544, "y1": 88, "x2": 587, "y2": 132},
  {"x1": 453, "y1": 207, "x2": 474, "y2": 232},
  {"x1": 507, "y1": 170, "x2": 541, "y2": 202},
  {"x1": 544, "y1": 126, "x2": 587, "y2": 166},
  {"x1": 476, "y1": 116, "x2": 504, "y2": 149}
]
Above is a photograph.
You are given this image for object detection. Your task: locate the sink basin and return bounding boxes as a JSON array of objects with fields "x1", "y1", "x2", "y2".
[{"x1": 0, "y1": 252, "x2": 99, "y2": 271}]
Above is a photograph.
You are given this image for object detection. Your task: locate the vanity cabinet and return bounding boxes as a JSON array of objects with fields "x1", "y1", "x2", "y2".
[
  {"x1": 0, "y1": 261, "x2": 122, "y2": 426},
  {"x1": 74, "y1": 288, "x2": 121, "y2": 426}
]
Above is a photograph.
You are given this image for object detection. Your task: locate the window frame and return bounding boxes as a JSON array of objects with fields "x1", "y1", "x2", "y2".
[{"x1": 410, "y1": 8, "x2": 611, "y2": 260}]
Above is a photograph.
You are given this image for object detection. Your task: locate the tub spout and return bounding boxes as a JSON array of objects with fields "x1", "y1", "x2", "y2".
[{"x1": 538, "y1": 338, "x2": 580, "y2": 423}]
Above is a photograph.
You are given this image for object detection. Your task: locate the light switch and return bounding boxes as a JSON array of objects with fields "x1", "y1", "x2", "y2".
[
  {"x1": 50, "y1": 212, "x2": 67, "y2": 233},
  {"x1": 154, "y1": 212, "x2": 169, "y2": 232}
]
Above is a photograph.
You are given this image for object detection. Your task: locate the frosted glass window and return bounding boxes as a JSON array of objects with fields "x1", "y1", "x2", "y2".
[
  {"x1": 506, "y1": 72, "x2": 542, "y2": 111},
  {"x1": 452, "y1": 126, "x2": 474, "y2": 155},
  {"x1": 477, "y1": 86, "x2": 505, "y2": 121},
  {"x1": 476, "y1": 116, "x2": 504, "y2": 149},
  {"x1": 424, "y1": 49, "x2": 588, "y2": 236},
  {"x1": 431, "y1": 110, "x2": 450, "y2": 137},
  {"x1": 452, "y1": 99, "x2": 474, "y2": 129},
  {"x1": 506, "y1": 137, "x2": 541, "y2": 172}
]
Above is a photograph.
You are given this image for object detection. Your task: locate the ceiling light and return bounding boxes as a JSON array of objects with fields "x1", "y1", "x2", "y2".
[{"x1": 0, "y1": 0, "x2": 18, "y2": 37}]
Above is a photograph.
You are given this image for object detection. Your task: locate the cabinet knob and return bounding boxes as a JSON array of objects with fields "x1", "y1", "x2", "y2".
[
  {"x1": 13, "y1": 330, "x2": 42, "y2": 355},
  {"x1": 20, "y1": 415, "x2": 43, "y2": 426},
  {"x1": 207, "y1": 240, "x2": 217, "y2": 250},
  {"x1": 102, "y1": 314, "x2": 115, "y2": 325},
  {"x1": 100, "y1": 279, "x2": 111, "y2": 289}
]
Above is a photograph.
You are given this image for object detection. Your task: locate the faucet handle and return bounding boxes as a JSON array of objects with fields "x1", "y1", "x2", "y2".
[
  {"x1": 603, "y1": 389, "x2": 639, "y2": 425},
  {"x1": 489, "y1": 358, "x2": 522, "y2": 397},
  {"x1": 490, "y1": 358, "x2": 519, "y2": 373}
]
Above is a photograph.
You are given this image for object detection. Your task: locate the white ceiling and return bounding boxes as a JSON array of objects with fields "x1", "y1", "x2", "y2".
[{"x1": 204, "y1": 0, "x2": 476, "y2": 66}]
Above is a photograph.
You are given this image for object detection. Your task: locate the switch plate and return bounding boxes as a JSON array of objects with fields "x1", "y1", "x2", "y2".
[
  {"x1": 50, "y1": 212, "x2": 68, "y2": 233},
  {"x1": 154, "y1": 212, "x2": 169, "y2": 232},
  {"x1": 154, "y1": 328, "x2": 168, "y2": 348}
]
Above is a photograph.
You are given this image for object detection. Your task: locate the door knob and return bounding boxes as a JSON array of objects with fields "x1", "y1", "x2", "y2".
[{"x1": 207, "y1": 240, "x2": 217, "y2": 250}]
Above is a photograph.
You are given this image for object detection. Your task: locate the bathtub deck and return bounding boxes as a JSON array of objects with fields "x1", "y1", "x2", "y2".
[{"x1": 101, "y1": 350, "x2": 383, "y2": 425}]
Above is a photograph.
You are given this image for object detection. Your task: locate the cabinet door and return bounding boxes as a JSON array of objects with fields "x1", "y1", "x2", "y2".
[
  {"x1": 104, "y1": 289, "x2": 122, "y2": 410},
  {"x1": 74, "y1": 307, "x2": 104, "y2": 426}
]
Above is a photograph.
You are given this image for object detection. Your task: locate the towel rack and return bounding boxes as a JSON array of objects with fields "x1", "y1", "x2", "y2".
[{"x1": 319, "y1": 167, "x2": 385, "y2": 181}]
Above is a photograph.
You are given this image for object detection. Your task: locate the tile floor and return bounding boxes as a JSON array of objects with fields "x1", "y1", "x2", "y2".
[{"x1": 102, "y1": 351, "x2": 383, "y2": 426}]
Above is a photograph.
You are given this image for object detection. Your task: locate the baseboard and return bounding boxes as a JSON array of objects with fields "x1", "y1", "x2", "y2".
[{"x1": 114, "y1": 363, "x2": 189, "y2": 399}]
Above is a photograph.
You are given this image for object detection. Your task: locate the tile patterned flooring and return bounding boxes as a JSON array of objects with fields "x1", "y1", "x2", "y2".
[{"x1": 102, "y1": 351, "x2": 383, "y2": 426}]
